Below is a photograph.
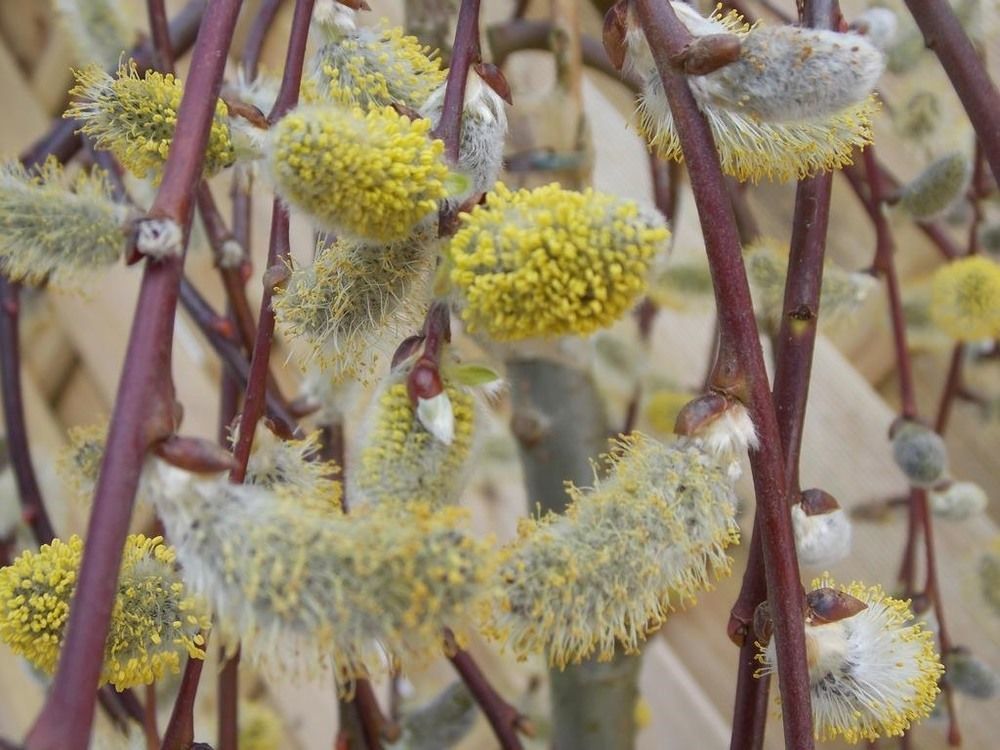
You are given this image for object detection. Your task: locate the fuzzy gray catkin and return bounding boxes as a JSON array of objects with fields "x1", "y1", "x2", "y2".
[
  {"x1": 631, "y1": 4, "x2": 883, "y2": 182},
  {"x1": 147, "y1": 467, "x2": 491, "y2": 684},
  {"x1": 421, "y1": 70, "x2": 508, "y2": 204},
  {"x1": 898, "y1": 152, "x2": 971, "y2": 220},
  {"x1": 0, "y1": 160, "x2": 128, "y2": 287},
  {"x1": 688, "y1": 24, "x2": 884, "y2": 123},
  {"x1": 273, "y1": 238, "x2": 433, "y2": 374}
]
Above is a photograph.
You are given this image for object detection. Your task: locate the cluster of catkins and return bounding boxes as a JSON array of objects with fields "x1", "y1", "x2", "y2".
[{"x1": 0, "y1": 0, "x2": 960, "y2": 743}]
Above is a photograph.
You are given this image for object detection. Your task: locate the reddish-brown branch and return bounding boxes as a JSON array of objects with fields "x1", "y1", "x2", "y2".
[
  {"x1": 230, "y1": 0, "x2": 314, "y2": 478},
  {"x1": 431, "y1": 0, "x2": 482, "y2": 160},
  {"x1": 142, "y1": 683, "x2": 160, "y2": 750},
  {"x1": 935, "y1": 344, "x2": 965, "y2": 434},
  {"x1": 728, "y1": 513, "x2": 770, "y2": 750},
  {"x1": 862, "y1": 148, "x2": 919, "y2": 419},
  {"x1": 195, "y1": 184, "x2": 257, "y2": 348},
  {"x1": 216, "y1": 366, "x2": 242, "y2": 750},
  {"x1": 23, "y1": 3, "x2": 245, "y2": 747},
  {"x1": 0, "y1": 277, "x2": 57, "y2": 544},
  {"x1": 632, "y1": 2, "x2": 813, "y2": 748},
  {"x1": 160, "y1": 654, "x2": 207, "y2": 750},
  {"x1": 242, "y1": 0, "x2": 288, "y2": 75},
  {"x1": 860, "y1": 143, "x2": 964, "y2": 746},
  {"x1": 902, "y1": 0, "x2": 1000, "y2": 182},
  {"x1": 217, "y1": 650, "x2": 241, "y2": 750},
  {"x1": 915, "y1": 487, "x2": 961, "y2": 746},
  {"x1": 729, "y1": 4, "x2": 839, "y2": 745},
  {"x1": 445, "y1": 631, "x2": 526, "y2": 750},
  {"x1": 147, "y1": 0, "x2": 175, "y2": 71},
  {"x1": 177, "y1": 277, "x2": 298, "y2": 435}
]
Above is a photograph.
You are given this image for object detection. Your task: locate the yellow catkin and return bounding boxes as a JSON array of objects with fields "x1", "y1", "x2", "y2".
[
  {"x1": 238, "y1": 699, "x2": 286, "y2": 750},
  {"x1": 759, "y1": 575, "x2": 943, "y2": 743},
  {"x1": 241, "y1": 425, "x2": 343, "y2": 512},
  {"x1": 57, "y1": 422, "x2": 108, "y2": 498},
  {"x1": 65, "y1": 61, "x2": 235, "y2": 181},
  {"x1": 311, "y1": 22, "x2": 445, "y2": 110},
  {"x1": 0, "y1": 159, "x2": 126, "y2": 288},
  {"x1": 930, "y1": 256, "x2": 1000, "y2": 341},
  {"x1": 274, "y1": 238, "x2": 432, "y2": 373},
  {"x1": 448, "y1": 183, "x2": 669, "y2": 340},
  {"x1": 357, "y1": 381, "x2": 475, "y2": 507},
  {"x1": 484, "y1": 434, "x2": 738, "y2": 667},
  {"x1": 267, "y1": 104, "x2": 451, "y2": 242},
  {"x1": 151, "y1": 474, "x2": 491, "y2": 687},
  {"x1": 0, "y1": 534, "x2": 209, "y2": 690}
]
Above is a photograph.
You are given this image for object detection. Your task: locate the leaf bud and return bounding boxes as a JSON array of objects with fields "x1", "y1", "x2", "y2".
[
  {"x1": 929, "y1": 480, "x2": 988, "y2": 521},
  {"x1": 792, "y1": 489, "x2": 852, "y2": 567},
  {"x1": 890, "y1": 419, "x2": 948, "y2": 488}
]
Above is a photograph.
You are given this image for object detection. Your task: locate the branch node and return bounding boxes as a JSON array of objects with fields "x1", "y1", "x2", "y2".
[{"x1": 133, "y1": 217, "x2": 184, "y2": 260}]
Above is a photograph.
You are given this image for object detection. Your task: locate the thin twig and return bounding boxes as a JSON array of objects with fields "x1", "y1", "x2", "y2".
[
  {"x1": 445, "y1": 631, "x2": 526, "y2": 750},
  {"x1": 935, "y1": 344, "x2": 965, "y2": 434},
  {"x1": 216, "y1": 366, "x2": 242, "y2": 750},
  {"x1": 177, "y1": 276, "x2": 299, "y2": 435},
  {"x1": 160, "y1": 654, "x2": 207, "y2": 750},
  {"x1": 229, "y1": 0, "x2": 315, "y2": 477},
  {"x1": 147, "y1": 0, "x2": 175, "y2": 71},
  {"x1": 632, "y1": 3, "x2": 814, "y2": 748},
  {"x1": 142, "y1": 683, "x2": 160, "y2": 750},
  {"x1": 861, "y1": 145, "x2": 963, "y2": 747},
  {"x1": 0, "y1": 278, "x2": 57, "y2": 544},
  {"x1": 195, "y1": 184, "x2": 257, "y2": 350},
  {"x1": 431, "y1": 0, "x2": 482, "y2": 161},
  {"x1": 242, "y1": 0, "x2": 288, "y2": 75}
]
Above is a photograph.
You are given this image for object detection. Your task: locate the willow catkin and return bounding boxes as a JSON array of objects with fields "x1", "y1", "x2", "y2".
[{"x1": 149, "y1": 468, "x2": 491, "y2": 685}]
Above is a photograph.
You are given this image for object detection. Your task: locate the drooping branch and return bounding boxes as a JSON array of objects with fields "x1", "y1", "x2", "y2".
[
  {"x1": 728, "y1": 2, "x2": 839, "y2": 744},
  {"x1": 862, "y1": 148, "x2": 919, "y2": 420},
  {"x1": 631, "y1": 3, "x2": 814, "y2": 749},
  {"x1": 22, "y1": 3, "x2": 246, "y2": 747}
]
